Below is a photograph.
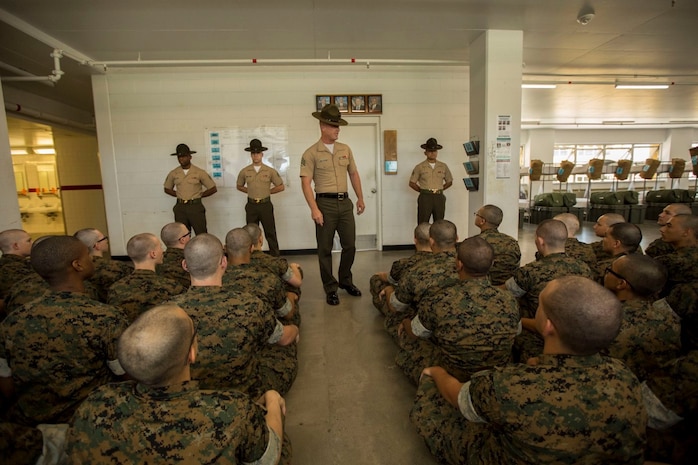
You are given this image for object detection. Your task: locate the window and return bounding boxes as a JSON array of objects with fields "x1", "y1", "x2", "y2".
[{"x1": 553, "y1": 143, "x2": 660, "y2": 182}]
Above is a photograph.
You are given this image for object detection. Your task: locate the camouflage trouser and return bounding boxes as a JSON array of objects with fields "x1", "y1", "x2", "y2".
[
  {"x1": 396, "y1": 333, "x2": 439, "y2": 386},
  {"x1": 0, "y1": 422, "x2": 43, "y2": 465},
  {"x1": 279, "y1": 431, "x2": 293, "y2": 465},
  {"x1": 384, "y1": 307, "x2": 417, "y2": 345},
  {"x1": 257, "y1": 344, "x2": 298, "y2": 396},
  {"x1": 410, "y1": 376, "x2": 487, "y2": 465},
  {"x1": 369, "y1": 274, "x2": 389, "y2": 314}
]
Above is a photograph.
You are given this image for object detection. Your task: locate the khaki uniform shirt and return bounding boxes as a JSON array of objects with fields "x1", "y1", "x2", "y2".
[
  {"x1": 410, "y1": 160, "x2": 453, "y2": 191},
  {"x1": 237, "y1": 164, "x2": 283, "y2": 199},
  {"x1": 163, "y1": 163, "x2": 216, "y2": 200},
  {"x1": 300, "y1": 140, "x2": 357, "y2": 193}
]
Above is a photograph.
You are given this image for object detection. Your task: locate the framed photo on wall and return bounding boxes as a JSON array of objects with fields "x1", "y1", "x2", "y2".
[
  {"x1": 367, "y1": 95, "x2": 382, "y2": 113},
  {"x1": 334, "y1": 95, "x2": 349, "y2": 112},
  {"x1": 351, "y1": 95, "x2": 366, "y2": 112},
  {"x1": 316, "y1": 95, "x2": 331, "y2": 111},
  {"x1": 315, "y1": 94, "x2": 382, "y2": 114}
]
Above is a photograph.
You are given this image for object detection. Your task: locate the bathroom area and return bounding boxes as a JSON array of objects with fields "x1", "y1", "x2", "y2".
[{"x1": 7, "y1": 116, "x2": 108, "y2": 240}]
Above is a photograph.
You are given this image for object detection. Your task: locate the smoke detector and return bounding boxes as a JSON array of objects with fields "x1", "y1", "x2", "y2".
[{"x1": 577, "y1": 5, "x2": 595, "y2": 25}]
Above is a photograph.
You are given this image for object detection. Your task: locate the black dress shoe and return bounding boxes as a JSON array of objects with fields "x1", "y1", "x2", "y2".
[
  {"x1": 339, "y1": 284, "x2": 362, "y2": 297},
  {"x1": 326, "y1": 291, "x2": 340, "y2": 305}
]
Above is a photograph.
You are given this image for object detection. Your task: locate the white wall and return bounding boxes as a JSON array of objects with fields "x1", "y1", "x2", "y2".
[{"x1": 93, "y1": 66, "x2": 471, "y2": 254}]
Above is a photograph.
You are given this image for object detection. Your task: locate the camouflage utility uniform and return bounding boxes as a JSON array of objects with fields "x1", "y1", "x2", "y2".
[
  {"x1": 411, "y1": 354, "x2": 646, "y2": 465},
  {"x1": 656, "y1": 246, "x2": 698, "y2": 296},
  {"x1": 645, "y1": 237, "x2": 675, "y2": 258},
  {"x1": 667, "y1": 282, "x2": 698, "y2": 352},
  {"x1": 250, "y1": 250, "x2": 301, "y2": 299},
  {"x1": 369, "y1": 251, "x2": 431, "y2": 314},
  {"x1": 223, "y1": 264, "x2": 298, "y2": 395},
  {"x1": 505, "y1": 253, "x2": 594, "y2": 362},
  {"x1": 0, "y1": 291, "x2": 127, "y2": 425},
  {"x1": 67, "y1": 380, "x2": 290, "y2": 464},
  {"x1": 396, "y1": 277, "x2": 519, "y2": 384},
  {"x1": 0, "y1": 254, "x2": 32, "y2": 302},
  {"x1": 156, "y1": 247, "x2": 190, "y2": 289},
  {"x1": 478, "y1": 229, "x2": 521, "y2": 286},
  {"x1": 565, "y1": 237, "x2": 597, "y2": 270},
  {"x1": 88, "y1": 256, "x2": 132, "y2": 302},
  {"x1": 387, "y1": 250, "x2": 459, "y2": 342},
  {"x1": 108, "y1": 269, "x2": 186, "y2": 321},
  {"x1": 644, "y1": 350, "x2": 698, "y2": 464},
  {"x1": 170, "y1": 286, "x2": 282, "y2": 397},
  {"x1": 603, "y1": 298, "x2": 681, "y2": 381}
]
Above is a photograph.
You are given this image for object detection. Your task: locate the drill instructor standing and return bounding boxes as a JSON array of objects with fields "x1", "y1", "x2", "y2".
[
  {"x1": 236, "y1": 139, "x2": 285, "y2": 256},
  {"x1": 300, "y1": 104, "x2": 365, "y2": 306},
  {"x1": 164, "y1": 143, "x2": 217, "y2": 235}
]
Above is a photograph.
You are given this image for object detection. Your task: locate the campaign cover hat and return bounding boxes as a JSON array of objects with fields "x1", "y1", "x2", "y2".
[
  {"x1": 312, "y1": 104, "x2": 348, "y2": 126},
  {"x1": 244, "y1": 139, "x2": 268, "y2": 152},
  {"x1": 421, "y1": 138, "x2": 443, "y2": 150},
  {"x1": 171, "y1": 143, "x2": 197, "y2": 156}
]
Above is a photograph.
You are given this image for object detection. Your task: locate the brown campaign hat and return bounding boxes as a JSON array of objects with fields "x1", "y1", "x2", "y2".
[
  {"x1": 244, "y1": 139, "x2": 268, "y2": 152},
  {"x1": 171, "y1": 143, "x2": 196, "y2": 156},
  {"x1": 312, "y1": 104, "x2": 348, "y2": 127},
  {"x1": 420, "y1": 138, "x2": 443, "y2": 150}
]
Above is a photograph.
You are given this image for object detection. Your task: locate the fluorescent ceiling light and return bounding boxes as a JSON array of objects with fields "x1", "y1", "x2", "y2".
[
  {"x1": 34, "y1": 148, "x2": 56, "y2": 154},
  {"x1": 11, "y1": 148, "x2": 28, "y2": 155},
  {"x1": 615, "y1": 82, "x2": 669, "y2": 89},
  {"x1": 522, "y1": 84, "x2": 557, "y2": 89}
]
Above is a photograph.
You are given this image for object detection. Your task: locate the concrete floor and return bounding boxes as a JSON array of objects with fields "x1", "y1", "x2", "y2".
[{"x1": 282, "y1": 220, "x2": 662, "y2": 464}]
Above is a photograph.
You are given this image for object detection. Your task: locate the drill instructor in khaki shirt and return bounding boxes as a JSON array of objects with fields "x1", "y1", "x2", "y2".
[
  {"x1": 300, "y1": 104, "x2": 365, "y2": 306},
  {"x1": 409, "y1": 138, "x2": 453, "y2": 224},
  {"x1": 164, "y1": 143, "x2": 217, "y2": 235},
  {"x1": 236, "y1": 139, "x2": 285, "y2": 256}
]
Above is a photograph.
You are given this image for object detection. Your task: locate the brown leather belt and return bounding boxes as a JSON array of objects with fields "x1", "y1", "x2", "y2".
[
  {"x1": 248, "y1": 197, "x2": 271, "y2": 204},
  {"x1": 420, "y1": 189, "x2": 443, "y2": 194},
  {"x1": 177, "y1": 198, "x2": 202, "y2": 204}
]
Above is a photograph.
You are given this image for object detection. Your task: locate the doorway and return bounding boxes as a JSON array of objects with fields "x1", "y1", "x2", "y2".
[{"x1": 336, "y1": 116, "x2": 382, "y2": 251}]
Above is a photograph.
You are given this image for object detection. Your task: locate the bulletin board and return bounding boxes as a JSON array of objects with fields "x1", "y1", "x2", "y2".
[{"x1": 204, "y1": 126, "x2": 289, "y2": 188}]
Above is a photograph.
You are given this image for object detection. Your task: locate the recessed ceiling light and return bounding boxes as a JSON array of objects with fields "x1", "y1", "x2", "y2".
[
  {"x1": 522, "y1": 84, "x2": 557, "y2": 89},
  {"x1": 615, "y1": 82, "x2": 670, "y2": 89}
]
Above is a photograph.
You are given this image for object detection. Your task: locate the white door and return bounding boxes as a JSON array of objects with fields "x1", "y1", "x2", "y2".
[{"x1": 336, "y1": 116, "x2": 381, "y2": 251}]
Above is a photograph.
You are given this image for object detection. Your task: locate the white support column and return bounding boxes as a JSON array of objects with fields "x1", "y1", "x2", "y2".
[
  {"x1": 0, "y1": 84, "x2": 22, "y2": 231},
  {"x1": 468, "y1": 30, "x2": 523, "y2": 238},
  {"x1": 92, "y1": 74, "x2": 127, "y2": 255}
]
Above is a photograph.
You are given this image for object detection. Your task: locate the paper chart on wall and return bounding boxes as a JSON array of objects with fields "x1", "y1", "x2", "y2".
[
  {"x1": 494, "y1": 136, "x2": 512, "y2": 179},
  {"x1": 204, "y1": 126, "x2": 289, "y2": 188}
]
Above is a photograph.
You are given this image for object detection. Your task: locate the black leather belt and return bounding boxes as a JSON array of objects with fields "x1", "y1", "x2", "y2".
[
  {"x1": 177, "y1": 198, "x2": 202, "y2": 204},
  {"x1": 420, "y1": 189, "x2": 443, "y2": 194},
  {"x1": 248, "y1": 197, "x2": 270, "y2": 204},
  {"x1": 317, "y1": 192, "x2": 349, "y2": 200}
]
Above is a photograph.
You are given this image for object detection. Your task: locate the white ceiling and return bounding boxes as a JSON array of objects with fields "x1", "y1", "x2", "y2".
[{"x1": 1, "y1": 0, "x2": 698, "y2": 128}]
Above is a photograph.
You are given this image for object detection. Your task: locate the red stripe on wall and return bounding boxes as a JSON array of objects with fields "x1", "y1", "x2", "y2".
[{"x1": 60, "y1": 185, "x2": 103, "y2": 191}]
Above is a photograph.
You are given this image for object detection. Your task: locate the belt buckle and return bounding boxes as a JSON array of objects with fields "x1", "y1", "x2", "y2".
[{"x1": 337, "y1": 193, "x2": 346, "y2": 200}]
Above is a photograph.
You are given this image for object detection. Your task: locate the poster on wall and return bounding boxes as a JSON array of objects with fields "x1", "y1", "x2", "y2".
[
  {"x1": 494, "y1": 114, "x2": 512, "y2": 179},
  {"x1": 204, "y1": 127, "x2": 290, "y2": 188},
  {"x1": 494, "y1": 137, "x2": 512, "y2": 179}
]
